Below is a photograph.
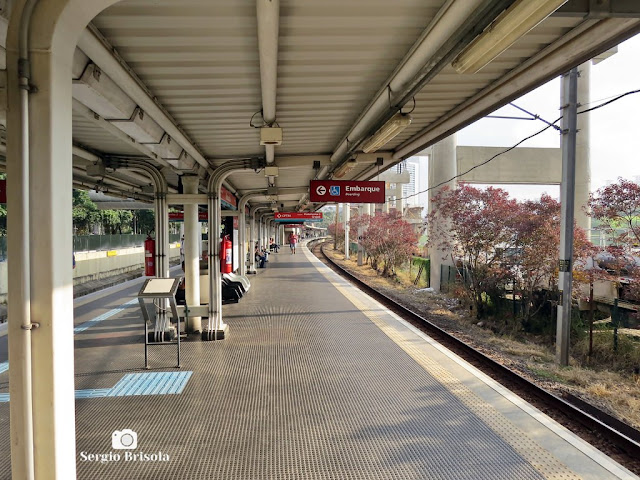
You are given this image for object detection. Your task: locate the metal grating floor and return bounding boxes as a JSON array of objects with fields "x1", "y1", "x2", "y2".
[{"x1": 0, "y1": 246, "x2": 625, "y2": 479}]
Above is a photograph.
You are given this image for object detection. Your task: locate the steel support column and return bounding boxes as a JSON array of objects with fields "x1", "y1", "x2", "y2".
[{"x1": 556, "y1": 68, "x2": 579, "y2": 366}]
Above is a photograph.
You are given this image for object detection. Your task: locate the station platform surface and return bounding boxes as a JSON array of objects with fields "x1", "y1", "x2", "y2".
[{"x1": 0, "y1": 242, "x2": 637, "y2": 479}]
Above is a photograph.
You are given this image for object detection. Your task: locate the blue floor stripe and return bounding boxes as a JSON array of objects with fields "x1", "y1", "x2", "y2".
[
  {"x1": 107, "y1": 372, "x2": 193, "y2": 397},
  {"x1": 1, "y1": 372, "x2": 193, "y2": 402},
  {"x1": 1, "y1": 298, "x2": 139, "y2": 376},
  {"x1": 75, "y1": 388, "x2": 111, "y2": 399},
  {"x1": 73, "y1": 298, "x2": 138, "y2": 334}
]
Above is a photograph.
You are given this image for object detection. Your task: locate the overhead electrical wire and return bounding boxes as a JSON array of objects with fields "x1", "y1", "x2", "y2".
[{"x1": 395, "y1": 88, "x2": 640, "y2": 203}]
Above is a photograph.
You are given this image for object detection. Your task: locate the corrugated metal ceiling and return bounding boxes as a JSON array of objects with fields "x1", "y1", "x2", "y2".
[{"x1": 67, "y1": 0, "x2": 640, "y2": 210}]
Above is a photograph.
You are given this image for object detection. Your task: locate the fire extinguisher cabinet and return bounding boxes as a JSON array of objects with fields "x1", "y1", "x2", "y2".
[
  {"x1": 220, "y1": 235, "x2": 233, "y2": 273},
  {"x1": 144, "y1": 235, "x2": 156, "y2": 276}
]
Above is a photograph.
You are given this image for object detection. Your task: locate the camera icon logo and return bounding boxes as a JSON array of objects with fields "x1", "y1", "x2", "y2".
[{"x1": 112, "y1": 429, "x2": 138, "y2": 450}]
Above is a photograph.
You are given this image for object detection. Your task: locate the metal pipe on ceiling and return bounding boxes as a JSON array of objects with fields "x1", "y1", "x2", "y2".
[
  {"x1": 257, "y1": 0, "x2": 279, "y2": 127},
  {"x1": 257, "y1": 0, "x2": 280, "y2": 169}
]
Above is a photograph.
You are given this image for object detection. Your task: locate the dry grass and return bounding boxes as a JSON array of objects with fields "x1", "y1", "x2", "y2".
[{"x1": 321, "y1": 245, "x2": 640, "y2": 430}]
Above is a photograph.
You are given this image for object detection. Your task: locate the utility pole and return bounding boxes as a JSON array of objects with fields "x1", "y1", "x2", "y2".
[{"x1": 556, "y1": 67, "x2": 578, "y2": 366}]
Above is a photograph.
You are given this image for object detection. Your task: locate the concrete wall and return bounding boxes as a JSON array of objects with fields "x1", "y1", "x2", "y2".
[
  {"x1": 456, "y1": 146, "x2": 562, "y2": 184},
  {"x1": 0, "y1": 244, "x2": 180, "y2": 303}
]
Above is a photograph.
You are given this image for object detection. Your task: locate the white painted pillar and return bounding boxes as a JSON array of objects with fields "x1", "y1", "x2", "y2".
[
  {"x1": 7, "y1": 8, "x2": 78, "y2": 478},
  {"x1": 575, "y1": 61, "x2": 591, "y2": 235},
  {"x1": 428, "y1": 134, "x2": 457, "y2": 291},
  {"x1": 182, "y1": 176, "x2": 201, "y2": 332},
  {"x1": 249, "y1": 209, "x2": 257, "y2": 273},
  {"x1": 396, "y1": 184, "x2": 404, "y2": 214},
  {"x1": 344, "y1": 203, "x2": 350, "y2": 259}
]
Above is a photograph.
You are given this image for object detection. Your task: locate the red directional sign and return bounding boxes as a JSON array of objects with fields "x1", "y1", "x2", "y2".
[
  {"x1": 169, "y1": 211, "x2": 208, "y2": 221},
  {"x1": 274, "y1": 212, "x2": 323, "y2": 221},
  {"x1": 310, "y1": 180, "x2": 385, "y2": 204}
]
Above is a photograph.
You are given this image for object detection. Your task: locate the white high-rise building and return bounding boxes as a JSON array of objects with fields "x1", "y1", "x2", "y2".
[{"x1": 405, "y1": 156, "x2": 429, "y2": 209}]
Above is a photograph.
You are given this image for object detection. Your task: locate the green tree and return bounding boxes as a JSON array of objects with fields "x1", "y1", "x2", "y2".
[
  {"x1": 133, "y1": 209, "x2": 155, "y2": 235},
  {"x1": 100, "y1": 209, "x2": 133, "y2": 234},
  {"x1": 72, "y1": 190, "x2": 100, "y2": 234}
]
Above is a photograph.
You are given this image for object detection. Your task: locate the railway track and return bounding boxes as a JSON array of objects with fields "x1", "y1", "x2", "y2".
[{"x1": 310, "y1": 239, "x2": 640, "y2": 473}]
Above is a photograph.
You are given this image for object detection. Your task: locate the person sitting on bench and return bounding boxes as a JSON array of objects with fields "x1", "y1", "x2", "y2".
[{"x1": 255, "y1": 247, "x2": 266, "y2": 268}]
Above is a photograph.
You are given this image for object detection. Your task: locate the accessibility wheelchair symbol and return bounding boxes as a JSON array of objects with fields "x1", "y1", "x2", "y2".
[{"x1": 329, "y1": 185, "x2": 340, "y2": 196}]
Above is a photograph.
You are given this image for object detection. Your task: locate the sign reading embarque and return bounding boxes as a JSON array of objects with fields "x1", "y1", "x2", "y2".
[{"x1": 309, "y1": 180, "x2": 385, "y2": 204}]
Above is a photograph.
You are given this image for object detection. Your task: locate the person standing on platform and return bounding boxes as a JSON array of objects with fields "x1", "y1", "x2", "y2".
[{"x1": 288, "y1": 231, "x2": 298, "y2": 254}]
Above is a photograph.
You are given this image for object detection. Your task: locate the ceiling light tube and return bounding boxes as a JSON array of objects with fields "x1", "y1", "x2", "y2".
[
  {"x1": 333, "y1": 158, "x2": 358, "y2": 178},
  {"x1": 110, "y1": 107, "x2": 164, "y2": 144},
  {"x1": 361, "y1": 113, "x2": 412, "y2": 153},
  {"x1": 72, "y1": 63, "x2": 137, "y2": 119},
  {"x1": 144, "y1": 133, "x2": 183, "y2": 160},
  {"x1": 452, "y1": 0, "x2": 568, "y2": 74}
]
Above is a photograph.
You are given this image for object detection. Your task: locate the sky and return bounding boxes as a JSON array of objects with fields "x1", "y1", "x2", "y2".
[{"x1": 454, "y1": 32, "x2": 640, "y2": 201}]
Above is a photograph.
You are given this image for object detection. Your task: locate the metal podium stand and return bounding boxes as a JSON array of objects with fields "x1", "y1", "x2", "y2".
[{"x1": 137, "y1": 277, "x2": 183, "y2": 369}]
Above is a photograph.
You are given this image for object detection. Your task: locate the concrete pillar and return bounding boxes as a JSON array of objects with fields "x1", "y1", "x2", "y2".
[
  {"x1": 182, "y1": 176, "x2": 201, "y2": 332},
  {"x1": 7, "y1": 6, "x2": 80, "y2": 477},
  {"x1": 249, "y1": 209, "x2": 257, "y2": 273},
  {"x1": 428, "y1": 134, "x2": 457, "y2": 291},
  {"x1": 396, "y1": 184, "x2": 404, "y2": 214},
  {"x1": 575, "y1": 61, "x2": 591, "y2": 235}
]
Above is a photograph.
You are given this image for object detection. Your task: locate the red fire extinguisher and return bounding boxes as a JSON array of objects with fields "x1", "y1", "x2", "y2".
[
  {"x1": 144, "y1": 235, "x2": 156, "y2": 276},
  {"x1": 220, "y1": 235, "x2": 233, "y2": 273}
]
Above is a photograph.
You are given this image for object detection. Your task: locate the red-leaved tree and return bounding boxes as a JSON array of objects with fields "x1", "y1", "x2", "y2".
[
  {"x1": 588, "y1": 178, "x2": 640, "y2": 309},
  {"x1": 352, "y1": 211, "x2": 417, "y2": 276},
  {"x1": 328, "y1": 221, "x2": 345, "y2": 249},
  {"x1": 589, "y1": 178, "x2": 640, "y2": 248},
  {"x1": 427, "y1": 185, "x2": 519, "y2": 318}
]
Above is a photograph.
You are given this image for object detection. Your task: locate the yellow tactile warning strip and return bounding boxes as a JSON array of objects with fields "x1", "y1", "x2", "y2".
[{"x1": 307, "y1": 251, "x2": 581, "y2": 480}]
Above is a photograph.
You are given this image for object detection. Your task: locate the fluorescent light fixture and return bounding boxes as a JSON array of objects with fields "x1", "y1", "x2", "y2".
[
  {"x1": 333, "y1": 158, "x2": 358, "y2": 178},
  {"x1": 451, "y1": 0, "x2": 568, "y2": 74},
  {"x1": 167, "y1": 152, "x2": 196, "y2": 170},
  {"x1": 144, "y1": 133, "x2": 183, "y2": 160},
  {"x1": 361, "y1": 113, "x2": 412, "y2": 153},
  {"x1": 72, "y1": 63, "x2": 136, "y2": 119},
  {"x1": 110, "y1": 107, "x2": 164, "y2": 144}
]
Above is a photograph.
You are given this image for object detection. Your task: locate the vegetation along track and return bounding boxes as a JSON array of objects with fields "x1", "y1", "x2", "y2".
[{"x1": 309, "y1": 239, "x2": 640, "y2": 474}]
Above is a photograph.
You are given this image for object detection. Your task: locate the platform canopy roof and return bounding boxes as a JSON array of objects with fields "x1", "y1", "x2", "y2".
[{"x1": 10, "y1": 0, "x2": 640, "y2": 213}]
